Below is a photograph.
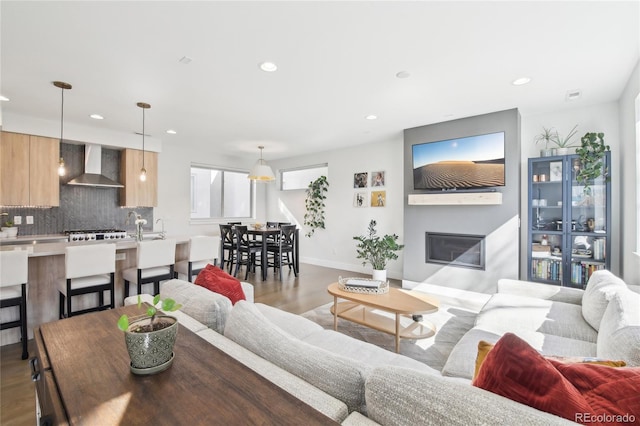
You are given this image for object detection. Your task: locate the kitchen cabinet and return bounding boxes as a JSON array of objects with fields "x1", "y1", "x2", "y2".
[
  {"x1": 527, "y1": 152, "x2": 611, "y2": 288},
  {"x1": 120, "y1": 148, "x2": 157, "y2": 207},
  {"x1": 0, "y1": 131, "x2": 60, "y2": 206}
]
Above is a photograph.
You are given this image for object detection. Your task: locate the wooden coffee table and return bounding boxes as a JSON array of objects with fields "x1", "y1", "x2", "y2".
[
  {"x1": 327, "y1": 282, "x2": 439, "y2": 353},
  {"x1": 33, "y1": 305, "x2": 336, "y2": 425}
]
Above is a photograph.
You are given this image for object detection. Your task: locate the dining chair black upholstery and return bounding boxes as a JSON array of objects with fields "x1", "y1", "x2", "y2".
[
  {"x1": 233, "y1": 225, "x2": 263, "y2": 280},
  {"x1": 219, "y1": 224, "x2": 237, "y2": 273},
  {"x1": 267, "y1": 225, "x2": 298, "y2": 280}
]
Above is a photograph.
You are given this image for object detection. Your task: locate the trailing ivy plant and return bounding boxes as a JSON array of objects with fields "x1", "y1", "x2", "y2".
[
  {"x1": 575, "y1": 132, "x2": 610, "y2": 195},
  {"x1": 304, "y1": 175, "x2": 329, "y2": 237}
]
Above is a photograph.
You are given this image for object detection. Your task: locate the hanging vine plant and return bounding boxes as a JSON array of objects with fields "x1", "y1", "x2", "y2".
[
  {"x1": 575, "y1": 132, "x2": 610, "y2": 195},
  {"x1": 304, "y1": 175, "x2": 329, "y2": 237}
]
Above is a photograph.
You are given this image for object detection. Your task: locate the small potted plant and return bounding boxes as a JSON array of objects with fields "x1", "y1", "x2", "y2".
[
  {"x1": 118, "y1": 295, "x2": 182, "y2": 375},
  {"x1": 534, "y1": 127, "x2": 557, "y2": 157},
  {"x1": 353, "y1": 219, "x2": 404, "y2": 282},
  {"x1": 1, "y1": 214, "x2": 18, "y2": 238},
  {"x1": 550, "y1": 124, "x2": 579, "y2": 155}
]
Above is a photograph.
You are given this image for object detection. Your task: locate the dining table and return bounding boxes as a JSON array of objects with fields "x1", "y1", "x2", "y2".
[{"x1": 246, "y1": 226, "x2": 300, "y2": 280}]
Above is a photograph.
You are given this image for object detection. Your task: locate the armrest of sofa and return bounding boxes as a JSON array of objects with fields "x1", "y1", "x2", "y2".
[
  {"x1": 498, "y1": 279, "x2": 584, "y2": 305},
  {"x1": 240, "y1": 281, "x2": 254, "y2": 303}
]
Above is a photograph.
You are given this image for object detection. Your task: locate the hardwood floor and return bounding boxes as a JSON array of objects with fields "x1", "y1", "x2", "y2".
[{"x1": 0, "y1": 263, "x2": 397, "y2": 425}]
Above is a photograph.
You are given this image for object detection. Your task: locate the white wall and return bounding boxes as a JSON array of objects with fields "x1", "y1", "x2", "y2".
[
  {"x1": 264, "y1": 137, "x2": 405, "y2": 279},
  {"x1": 618, "y1": 60, "x2": 640, "y2": 286},
  {"x1": 520, "y1": 102, "x2": 622, "y2": 280}
]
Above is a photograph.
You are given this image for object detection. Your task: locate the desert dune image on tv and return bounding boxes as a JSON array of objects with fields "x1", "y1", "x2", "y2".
[{"x1": 412, "y1": 132, "x2": 505, "y2": 190}]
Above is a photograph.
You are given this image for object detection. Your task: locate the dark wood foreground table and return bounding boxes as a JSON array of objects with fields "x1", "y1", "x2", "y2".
[{"x1": 33, "y1": 305, "x2": 336, "y2": 425}]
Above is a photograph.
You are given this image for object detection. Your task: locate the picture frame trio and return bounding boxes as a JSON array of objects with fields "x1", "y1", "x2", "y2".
[{"x1": 353, "y1": 171, "x2": 386, "y2": 208}]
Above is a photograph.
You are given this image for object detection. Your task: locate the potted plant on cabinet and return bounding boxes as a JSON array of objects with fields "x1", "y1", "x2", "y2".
[
  {"x1": 575, "y1": 132, "x2": 610, "y2": 195},
  {"x1": 550, "y1": 124, "x2": 579, "y2": 155},
  {"x1": 117, "y1": 294, "x2": 182, "y2": 375},
  {"x1": 353, "y1": 219, "x2": 404, "y2": 282},
  {"x1": 534, "y1": 127, "x2": 557, "y2": 157}
]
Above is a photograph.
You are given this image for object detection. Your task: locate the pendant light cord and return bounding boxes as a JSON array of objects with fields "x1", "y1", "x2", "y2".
[
  {"x1": 60, "y1": 87, "x2": 65, "y2": 143},
  {"x1": 142, "y1": 107, "x2": 145, "y2": 170}
]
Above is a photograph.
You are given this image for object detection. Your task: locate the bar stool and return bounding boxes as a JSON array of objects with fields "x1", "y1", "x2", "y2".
[
  {"x1": 58, "y1": 244, "x2": 116, "y2": 319},
  {"x1": 174, "y1": 236, "x2": 218, "y2": 282},
  {"x1": 122, "y1": 238, "x2": 176, "y2": 303},
  {"x1": 0, "y1": 250, "x2": 29, "y2": 359}
]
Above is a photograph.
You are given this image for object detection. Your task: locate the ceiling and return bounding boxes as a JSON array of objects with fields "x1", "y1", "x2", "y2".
[{"x1": 1, "y1": 1, "x2": 638, "y2": 161}]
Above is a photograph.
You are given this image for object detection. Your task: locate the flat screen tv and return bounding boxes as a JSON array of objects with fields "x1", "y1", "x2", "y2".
[{"x1": 412, "y1": 131, "x2": 505, "y2": 190}]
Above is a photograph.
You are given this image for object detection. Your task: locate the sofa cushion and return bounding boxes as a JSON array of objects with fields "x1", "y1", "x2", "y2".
[
  {"x1": 302, "y1": 328, "x2": 440, "y2": 375},
  {"x1": 582, "y1": 270, "x2": 628, "y2": 331},
  {"x1": 365, "y1": 366, "x2": 575, "y2": 425},
  {"x1": 194, "y1": 264, "x2": 246, "y2": 305},
  {"x1": 442, "y1": 327, "x2": 597, "y2": 380},
  {"x1": 474, "y1": 340, "x2": 626, "y2": 380},
  {"x1": 473, "y1": 333, "x2": 640, "y2": 424},
  {"x1": 254, "y1": 303, "x2": 323, "y2": 340},
  {"x1": 224, "y1": 301, "x2": 369, "y2": 413},
  {"x1": 160, "y1": 279, "x2": 232, "y2": 334},
  {"x1": 475, "y1": 293, "x2": 597, "y2": 343},
  {"x1": 597, "y1": 290, "x2": 640, "y2": 366}
]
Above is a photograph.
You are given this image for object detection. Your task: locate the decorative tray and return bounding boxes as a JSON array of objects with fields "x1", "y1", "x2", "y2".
[{"x1": 338, "y1": 277, "x2": 389, "y2": 295}]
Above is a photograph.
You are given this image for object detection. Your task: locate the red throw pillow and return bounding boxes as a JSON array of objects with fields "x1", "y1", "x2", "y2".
[
  {"x1": 194, "y1": 264, "x2": 246, "y2": 305},
  {"x1": 473, "y1": 333, "x2": 640, "y2": 424}
]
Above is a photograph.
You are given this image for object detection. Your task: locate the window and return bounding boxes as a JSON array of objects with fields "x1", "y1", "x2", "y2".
[
  {"x1": 190, "y1": 165, "x2": 253, "y2": 220},
  {"x1": 280, "y1": 164, "x2": 328, "y2": 191}
]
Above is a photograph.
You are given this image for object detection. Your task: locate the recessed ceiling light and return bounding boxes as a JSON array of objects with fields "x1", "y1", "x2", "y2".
[
  {"x1": 89, "y1": 114, "x2": 104, "y2": 120},
  {"x1": 512, "y1": 77, "x2": 531, "y2": 86},
  {"x1": 166, "y1": 129, "x2": 177, "y2": 135},
  {"x1": 365, "y1": 115, "x2": 377, "y2": 120},
  {"x1": 566, "y1": 90, "x2": 582, "y2": 101},
  {"x1": 396, "y1": 71, "x2": 411, "y2": 79},
  {"x1": 178, "y1": 56, "x2": 193, "y2": 65},
  {"x1": 259, "y1": 62, "x2": 278, "y2": 72},
  {"x1": 0, "y1": 95, "x2": 9, "y2": 101}
]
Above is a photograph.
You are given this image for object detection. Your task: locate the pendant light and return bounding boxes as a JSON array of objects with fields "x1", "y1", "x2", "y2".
[
  {"x1": 53, "y1": 81, "x2": 72, "y2": 177},
  {"x1": 248, "y1": 145, "x2": 275, "y2": 181},
  {"x1": 137, "y1": 102, "x2": 150, "y2": 182}
]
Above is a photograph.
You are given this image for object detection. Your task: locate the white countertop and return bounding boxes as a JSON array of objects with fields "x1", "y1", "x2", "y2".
[{"x1": 0, "y1": 235, "x2": 192, "y2": 257}]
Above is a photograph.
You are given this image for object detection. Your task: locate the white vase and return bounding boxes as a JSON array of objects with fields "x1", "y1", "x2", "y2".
[
  {"x1": 1, "y1": 227, "x2": 18, "y2": 238},
  {"x1": 372, "y1": 269, "x2": 387, "y2": 282}
]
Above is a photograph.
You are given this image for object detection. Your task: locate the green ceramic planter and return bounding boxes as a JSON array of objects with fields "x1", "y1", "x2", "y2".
[{"x1": 124, "y1": 315, "x2": 178, "y2": 374}]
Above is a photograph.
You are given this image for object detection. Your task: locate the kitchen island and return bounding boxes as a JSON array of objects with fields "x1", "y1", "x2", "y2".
[{"x1": 0, "y1": 235, "x2": 202, "y2": 346}]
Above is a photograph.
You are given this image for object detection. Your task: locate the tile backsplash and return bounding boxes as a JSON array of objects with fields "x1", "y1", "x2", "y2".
[{"x1": 1, "y1": 143, "x2": 152, "y2": 236}]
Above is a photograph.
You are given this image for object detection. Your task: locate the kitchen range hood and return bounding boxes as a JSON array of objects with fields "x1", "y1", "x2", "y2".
[{"x1": 67, "y1": 144, "x2": 124, "y2": 188}]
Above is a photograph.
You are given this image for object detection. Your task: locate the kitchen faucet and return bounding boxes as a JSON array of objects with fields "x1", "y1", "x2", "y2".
[{"x1": 156, "y1": 218, "x2": 166, "y2": 240}]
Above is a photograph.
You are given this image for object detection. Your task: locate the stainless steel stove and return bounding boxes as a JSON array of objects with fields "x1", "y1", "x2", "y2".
[{"x1": 65, "y1": 229, "x2": 130, "y2": 242}]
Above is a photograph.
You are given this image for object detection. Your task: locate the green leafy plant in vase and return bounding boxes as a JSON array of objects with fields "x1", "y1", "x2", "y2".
[
  {"x1": 575, "y1": 132, "x2": 610, "y2": 195},
  {"x1": 118, "y1": 295, "x2": 182, "y2": 374},
  {"x1": 353, "y1": 219, "x2": 404, "y2": 282},
  {"x1": 550, "y1": 124, "x2": 579, "y2": 155},
  {"x1": 534, "y1": 127, "x2": 557, "y2": 157}
]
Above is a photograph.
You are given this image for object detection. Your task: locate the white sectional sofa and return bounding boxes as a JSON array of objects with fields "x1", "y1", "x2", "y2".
[
  {"x1": 128, "y1": 277, "x2": 597, "y2": 425},
  {"x1": 441, "y1": 270, "x2": 640, "y2": 381}
]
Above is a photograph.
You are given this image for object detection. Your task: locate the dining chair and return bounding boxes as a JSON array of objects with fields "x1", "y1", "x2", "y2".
[
  {"x1": 122, "y1": 239, "x2": 176, "y2": 303},
  {"x1": 0, "y1": 250, "x2": 29, "y2": 359},
  {"x1": 58, "y1": 243, "x2": 116, "y2": 319},
  {"x1": 174, "y1": 235, "x2": 218, "y2": 282},
  {"x1": 219, "y1": 224, "x2": 238, "y2": 273},
  {"x1": 267, "y1": 224, "x2": 298, "y2": 280},
  {"x1": 233, "y1": 225, "x2": 263, "y2": 279}
]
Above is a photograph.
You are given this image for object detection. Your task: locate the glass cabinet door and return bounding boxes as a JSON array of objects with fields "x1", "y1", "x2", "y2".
[
  {"x1": 567, "y1": 153, "x2": 610, "y2": 288},
  {"x1": 528, "y1": 157, "x2": 565, "y2": 285}
]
